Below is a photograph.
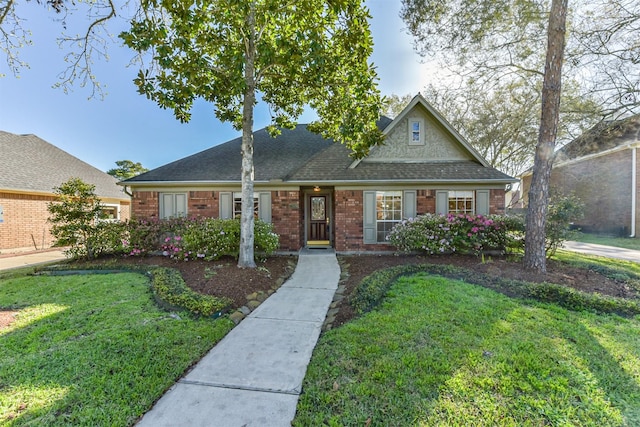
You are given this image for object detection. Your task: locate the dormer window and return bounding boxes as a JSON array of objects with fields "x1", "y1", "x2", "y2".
[{"x1": 408, "y1": 118, "x2": 424, "y2": 145}]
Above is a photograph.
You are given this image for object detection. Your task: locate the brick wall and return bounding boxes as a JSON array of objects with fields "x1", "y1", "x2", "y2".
[
  {"x1": 490, "y1": 189, "x2": 506, "y2": 214},
  {"x1": 188, "y1": 191, "x2": 218, "y2": 218},
  {"x1": 334, "y1": 188, "x2": 507, "y2": 252},
  {"x1": 271, "y1": 190, "x2": 302, "y2": 251},
  {"x1": 0, "y1": 193, "x2": 56, "y2": 251},
  {"x1": 0, "y1": 192, "x2": 131, "y2": 252},
  {"x1": 547, "y1": 150, "x2": 633, "y2": 235},
  {"x1": 131, "y1": 191, "x2": 160, "y2": 219},
  {"x1": 334, "y1": 190, "x2": 395, "y2": 252}
]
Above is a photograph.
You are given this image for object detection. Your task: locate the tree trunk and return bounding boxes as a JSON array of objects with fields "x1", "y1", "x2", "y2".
[
  {"x1": 523, "y1": 0, "x2": 569, "y2": 273},
  {"x1": 238, "y1": 3, "x2": 257, "y2": 269}
]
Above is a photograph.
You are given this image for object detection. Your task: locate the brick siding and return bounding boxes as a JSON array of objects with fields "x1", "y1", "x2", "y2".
[
  {"x1": 543, "y1": 150, "x2": 634, "y2": 235},
  {"x1": 132, "y1": 191, "x2": 160, "y2": 220},
  {"x1": 188, "y1": 191, "x2": 218, "y2": 218},
  {"x1": 130, "y1": 188, "x2": 509, "y2": 253},
  {"x1": 0, "y1": 192, "x2": 130, "y2": 252},
  {"x1": 271, "y1": 191, "x2": 303, "y2": 251}
]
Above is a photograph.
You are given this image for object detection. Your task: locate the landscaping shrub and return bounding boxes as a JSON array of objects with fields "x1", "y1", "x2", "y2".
[
  {"x1": 388, "y1": 213, "x2": 522, "y2": 255},
  {"x1": 545, "y1": 190, "x2": 584, "y2": 256},
  {"x1": 47, "y1": 178, "x2": 110, "y2": 259},
  {"x1": 158, "y1": 218, "x2": 279, "y2": 261},
  {"x1": 151, "y1": 267, "x2": 232, "y2": 316},
  {"x1": 350, "y1": 263, "x2": 640, "y2": 318}
]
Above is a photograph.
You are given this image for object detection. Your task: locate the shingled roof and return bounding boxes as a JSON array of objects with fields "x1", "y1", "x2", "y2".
[
  {"x1": 125, "y1": 118, "x2": 514, "y2": 185},
  {"x1": 555, "y1": 114, "x2": 640, "y2": 162},
  {"x1": 1, "y1": 131, "x2": 127, "y2": 199}
]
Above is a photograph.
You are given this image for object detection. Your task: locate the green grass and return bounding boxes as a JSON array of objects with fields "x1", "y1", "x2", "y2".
[
  {"x1": 572, "y1": 232, "x2": 640, "y2": 251},
  {"x1": 0, "y1": 272, "x2": 234, "y2": 426},
  {"x1": 295, "y1": 274, "x2": 640, "y2": 426}
]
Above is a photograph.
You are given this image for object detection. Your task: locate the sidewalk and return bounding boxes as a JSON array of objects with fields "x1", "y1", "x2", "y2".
[
  {"x1": 136, "y1": 249, "x2": 340, "y2": 427},
  {"x1": 563, "y1": 241, "x2": 640, "y2": 263},
  {"x1": 0, "y1": 249, "x2": 67, "y2": 271}
]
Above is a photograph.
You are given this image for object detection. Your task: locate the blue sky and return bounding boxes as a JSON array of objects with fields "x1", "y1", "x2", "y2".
[{"x1": 0, "y1": 0, "x2": 436, "y2": 172}]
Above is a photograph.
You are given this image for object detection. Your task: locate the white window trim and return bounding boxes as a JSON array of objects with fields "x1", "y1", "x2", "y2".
[
  {"x1": 448, "y1": 190, "x2": 475, "y2": 215},
  {"x1": 160, "y1": 192, "x2": 187, "y2": 219},
  {"x1": 408, "y1": 118, "x2": 425, "y2": 146},
  {"x1": 376, "y1": 190, "x2": 403, "y2": 243},
  {"x1": 98, "y1": 204, "x2": 120, "y2": 222},
  {"x1": 233, "y1": 192, "x2": 259, "y2": 219}
]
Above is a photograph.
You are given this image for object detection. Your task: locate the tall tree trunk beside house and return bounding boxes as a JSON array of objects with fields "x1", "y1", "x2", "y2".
[
  {"x1": 524, "y1": 0, "x2": 569, "y2": 273},
  {"x1": 239, "y1": 4, "x2": 257, "y2": 269}
]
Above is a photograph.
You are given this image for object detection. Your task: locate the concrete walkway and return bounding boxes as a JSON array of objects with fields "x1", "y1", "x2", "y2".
[
  {"x1": 0, "y1": 249, "x2": 67, "y2": 271},
  {"x1": 563, "y1": 241, "x2": 640, "y2": 263},
  {"x1": 136, "y1": 249, "x2": 340, "y2": 427}
]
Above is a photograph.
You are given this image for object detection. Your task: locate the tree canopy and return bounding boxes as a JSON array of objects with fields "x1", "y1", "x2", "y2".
[
  {"x1": 121, "y1": 0, "x2": 383, "y2": 267},
  {"x1": 401, "y1": 0, "x2": 640, "y2": 120},
  {"x1": 107, "y1": 160, "x2": 149, "y2": 180}
]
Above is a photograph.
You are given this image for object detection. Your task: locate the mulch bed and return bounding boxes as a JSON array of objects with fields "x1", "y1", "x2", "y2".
[{"x1": 1, "y1": 252, "x2": 634, "y2": 331}]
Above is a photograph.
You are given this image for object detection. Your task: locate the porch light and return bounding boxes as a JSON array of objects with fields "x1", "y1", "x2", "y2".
[{"x1": 313, "y1": 186, "x2": 321, "y2": 192}]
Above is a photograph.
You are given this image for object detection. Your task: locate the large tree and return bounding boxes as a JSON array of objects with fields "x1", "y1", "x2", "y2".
[
  {"x1": 120, "y1": 0, "x2": 383, "y2": 267},
  {"x1": 401, "y1": 0, "x2": 638, "y2": 272},
  {"x1": 107, "y1": 160, "x2": 149, "y2": 180},
  {"x1": 524, "y1": 0, "x2": 569, "y2": 271}
]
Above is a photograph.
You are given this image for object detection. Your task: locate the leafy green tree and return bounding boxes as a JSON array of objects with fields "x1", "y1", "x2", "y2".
[
  {"x1": 401, "y1": 0, "x2": 572, "y2": 272},
  {"x1": 107, "y1": 160, "x2": 149, "y2": 180},
  {"x1": 47, "y1": 177, "x2": 105, "y2": 259},
  {"x1": 120, "y1": 0, "x2": 383, "y2": 267}
]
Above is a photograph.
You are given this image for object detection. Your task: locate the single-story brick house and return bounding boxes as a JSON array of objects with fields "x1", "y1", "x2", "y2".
[
  {"x1": 0, "y1": 131, "x2": 131, "y2": 253},
  {"x1": 122, "y1": 95, "x2": 516, "y2": 252},
  {"x1": 521, "y1": 114, "x2": 639, "y2": 237}
]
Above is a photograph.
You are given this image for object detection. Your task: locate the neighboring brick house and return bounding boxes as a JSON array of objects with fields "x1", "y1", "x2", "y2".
[
  {"x1": 0, "y1": 131, "x2": 131, "y2": 252},
  {"x1": 122, "y1": 95, "x2": 516, "y2": 252},
  {"x1": 521, "y1": 114, "x2": 640, "y2": 237}
]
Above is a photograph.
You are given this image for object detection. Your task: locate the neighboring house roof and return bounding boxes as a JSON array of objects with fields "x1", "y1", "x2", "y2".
[
  {"x1": 555, "y1": 114, "x2": 640, "y2": 162},
  {"x1": 0, "y1": 131, "x2": 127, "y2": 200},
  {"x1": 125, "y1": 95, "x2": 515, "y2": 186}
]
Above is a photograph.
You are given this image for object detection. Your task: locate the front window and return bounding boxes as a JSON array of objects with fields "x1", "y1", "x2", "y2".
[
  {"x1": 100, "y1": 205, "x2": 119, "y2": 222},
  {"x1": 409, "y1": 119, "x2": 424, "y2": 145},
  {"x1": 448, "y1": 190, "x2": 474, "y2": 214},
  {"x1": 160, "y1": 193, "x2": 187, "y2": 219},
  {"x1": 233, "y1": 192, "x2": 259, "y2": 219},
  {"x1": 376, "y1": 191, "x2": 402, "y2": 242}
]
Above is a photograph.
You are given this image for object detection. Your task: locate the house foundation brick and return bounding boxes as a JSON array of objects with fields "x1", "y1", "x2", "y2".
[
  {"x1": 271, "y1": 191, "x2": 302, "y2": 251},
  {"x1": 132, "y1": 191, "x2": 160, "y2": 219},
  {"x1": 0, "y1": 192, "x2": 131, "y2": 253},
  {"x1": 547, "y1": 150, "x2": 633, "y2": 235}
]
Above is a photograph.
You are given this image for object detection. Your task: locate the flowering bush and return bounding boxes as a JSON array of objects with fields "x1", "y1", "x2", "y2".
[
  {"x1": 155, "y1": 217, "x2": 279, "y2": 261},
  {"x1": 387, "y1": 213, "x2": 522, "y2": 256}
]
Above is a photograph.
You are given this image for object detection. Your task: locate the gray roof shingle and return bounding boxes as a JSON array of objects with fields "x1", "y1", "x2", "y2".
[
  {"x1": 1, "y1": 131, "x2": 127, "y2": 199},
  {"x1": 125, "y1": 119, "x2": 515, "y2": 185}
]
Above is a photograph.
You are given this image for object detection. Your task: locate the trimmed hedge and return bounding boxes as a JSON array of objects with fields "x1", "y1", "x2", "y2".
[
  {"x1": 150, "y1": 267, "x2": 233, "y2": 316},
  {"x1": 350, "y1": 263, "x2": 640, "y2": 318}
]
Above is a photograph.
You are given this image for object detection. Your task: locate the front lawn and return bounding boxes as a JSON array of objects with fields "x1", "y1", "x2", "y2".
[
  {"x1": 0, "y1": 272, "x2": 233, "y2": 426},
  {"x1": 295, "y1": 273, "x2": 640, "y2": 426}
]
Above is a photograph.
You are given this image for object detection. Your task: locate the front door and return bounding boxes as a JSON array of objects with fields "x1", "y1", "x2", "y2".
[{"x1": 308, "y1": 195, "x2": 329, "y2": 244}]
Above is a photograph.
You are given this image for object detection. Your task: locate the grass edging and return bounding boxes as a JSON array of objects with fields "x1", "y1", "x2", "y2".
[
  {"x1": 150, "y1": 267, "x2": 233, "y2": 317},
  {"x1": 351, "y1": 263, "x2": 640, "y2": 318},
  {"x1": 36, "y1": 264, "x2": 233, "y2": 317}
]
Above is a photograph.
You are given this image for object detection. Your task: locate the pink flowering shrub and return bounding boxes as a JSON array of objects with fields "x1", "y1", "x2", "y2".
[
  {"x1": 387, "y1": 213, "x2": 523, "y2": 255},
  {"x1": 159, "y1": 218, "x2": 278, "y2": 261}
]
